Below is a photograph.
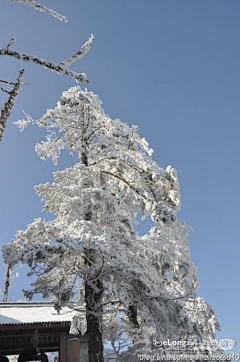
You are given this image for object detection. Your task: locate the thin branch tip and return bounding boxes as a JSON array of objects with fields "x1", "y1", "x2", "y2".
[
  {"x1": 6, "y1": 38, "x2": 15, "y2": 50},
  {"x1": 60, "y1": 34, "x2": 95, "y2": 67}
]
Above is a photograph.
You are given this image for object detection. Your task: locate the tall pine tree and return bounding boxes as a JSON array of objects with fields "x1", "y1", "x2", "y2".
[{"x1": 3, "y1": 86, "x2": 220, "y2": 362}]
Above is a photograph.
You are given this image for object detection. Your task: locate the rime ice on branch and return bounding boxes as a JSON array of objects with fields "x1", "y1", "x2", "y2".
[
  {"x1": 60, "y1": 34, "x2": 95, "y2": 67},
  {"x1": 0, "y1": 69, "x2": 24, "y2": 142},
  {"x1": 0, "y1": 36, "x2": 95, "y2": 83},
  {"x1": 9, "y1": 0, "x2": 68, "y2": 22}
]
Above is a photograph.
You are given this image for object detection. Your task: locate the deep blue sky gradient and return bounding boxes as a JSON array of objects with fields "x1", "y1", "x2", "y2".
[{"x1": 0, "y1": 0, "x2": 239, "y2": 352}]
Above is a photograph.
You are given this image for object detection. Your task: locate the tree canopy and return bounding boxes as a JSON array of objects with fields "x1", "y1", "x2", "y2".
[{"x1": 3, "y1": 86, "x2": 220, "y2": 362}]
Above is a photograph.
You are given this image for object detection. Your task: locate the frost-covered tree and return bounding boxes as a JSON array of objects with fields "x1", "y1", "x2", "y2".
[{"x1": 3, "y1": 87, "x2": 220, "y2": 362}]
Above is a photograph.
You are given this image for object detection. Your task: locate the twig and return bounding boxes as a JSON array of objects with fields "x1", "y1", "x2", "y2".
[
  {"x1": 1, "y1": 88, "x2": 11, "y2": 95},
  {"x1": 60, "y1": 34, "x2": 95, "y2": 67},
  {"x1": 0, "y1": 79, "x2": 16, "y2": 86}
]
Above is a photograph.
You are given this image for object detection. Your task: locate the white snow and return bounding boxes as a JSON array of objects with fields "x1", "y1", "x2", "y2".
[{"x1": 0, "y1": 302, "x2": 74, "y2": 325}]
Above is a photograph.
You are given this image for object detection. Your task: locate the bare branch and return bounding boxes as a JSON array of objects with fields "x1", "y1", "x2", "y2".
[
  {"x1": 0, "y1": 69, "x2": 25, "y2": 142},
  {"x1": 0, "y1": 37, "x2": 93, "y2": 83},
  {"x1": 60, "y1": 34, "x2": 95, "y2": 67},
  {"x1": 9, "y1": 0, "x2": 68, "y2": 22},
  {"x1": 0, "y1": 79, "x2": 16, "y2": 86},
  {"x1": 1, "y1": 88, "x2": 12, "y2": 95}
]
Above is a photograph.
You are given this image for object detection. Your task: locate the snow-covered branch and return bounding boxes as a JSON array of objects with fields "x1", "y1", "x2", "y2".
[
  {"x1": 0, "y1": 69, "x2": 24, "y2": 142},
  {"x1": 9, "y1": 0, "x2": 67, "y2": 22},
  {"x1": 60, "y1": 34, "x2": 95, "y2": 67},
  {"x1": 0, "y1": 37, "x2": 93, "y2": 83},
  {"x1": 100, "y1": 170, "x2": 150, "y2": 201}
]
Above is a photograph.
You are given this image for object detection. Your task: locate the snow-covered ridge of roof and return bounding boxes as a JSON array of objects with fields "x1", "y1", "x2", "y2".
[{"x1": 0, "y1": 302, "x2": 74, "y2": 325}]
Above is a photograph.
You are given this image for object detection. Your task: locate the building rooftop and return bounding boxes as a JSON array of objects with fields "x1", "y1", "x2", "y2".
[{"x1": 0, "y1": 302, "x2": 74, "y2": 325}]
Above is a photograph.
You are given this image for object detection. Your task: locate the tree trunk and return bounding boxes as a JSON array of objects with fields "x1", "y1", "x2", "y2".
[
  {"x1": 128, "y1": 305, "x2": 139, "y2": 328},
  {"x1": 85, "y1": 279, "x2": 104, "y2": 362},
  {"x1": 82, "y1": 150, "x2": 104, "y2": 362},
  {"x1": 3, "y1": 264, "x2": 11, "y2": 302}
]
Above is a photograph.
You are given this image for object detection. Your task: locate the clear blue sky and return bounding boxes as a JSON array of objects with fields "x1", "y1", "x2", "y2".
[{"x1": 0, "y1": 0, "x2": 239, "y2": 352}]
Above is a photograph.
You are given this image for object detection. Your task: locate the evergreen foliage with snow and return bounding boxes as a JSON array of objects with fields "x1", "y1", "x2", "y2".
[{"x1": 3, "y1": 87, "x2": 220, "y2": 361}]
